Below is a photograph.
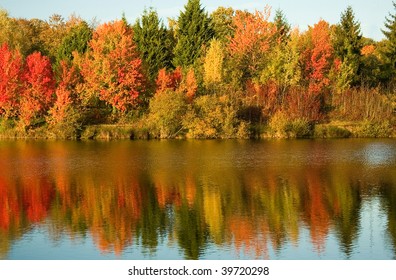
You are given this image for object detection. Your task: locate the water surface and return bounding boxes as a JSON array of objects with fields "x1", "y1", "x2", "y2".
[{"x1": 0, "y1": 139, "x2": 395, "y2": 259}]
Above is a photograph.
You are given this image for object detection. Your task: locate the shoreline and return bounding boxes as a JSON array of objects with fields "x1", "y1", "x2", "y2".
[{"x1": 1, "y1": 121, "x2": 395, "y2": 140}]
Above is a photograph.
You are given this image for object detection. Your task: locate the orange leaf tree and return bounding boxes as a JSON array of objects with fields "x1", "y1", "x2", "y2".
[
  {"x1": 304, "y1": 20, "x2": 333, "y2": 94},
  {"x1": 229, "y1": 7, "x2": 276, "y2": 82},
  {"x1": 81, "y1": 20, "x2": 146, "y2": 113},
  {"x1": 48, "y1": 61, "x2": 81, "y2": 128}
]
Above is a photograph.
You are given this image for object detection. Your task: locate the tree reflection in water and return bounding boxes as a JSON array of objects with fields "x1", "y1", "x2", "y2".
[{"x1": 0, "y1": 140, "x2": 395, "y2": 259}]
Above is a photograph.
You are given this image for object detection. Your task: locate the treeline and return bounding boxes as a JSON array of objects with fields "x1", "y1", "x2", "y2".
[{"x1": 1, "y1": 0, "x2": 396, "y2": 139}]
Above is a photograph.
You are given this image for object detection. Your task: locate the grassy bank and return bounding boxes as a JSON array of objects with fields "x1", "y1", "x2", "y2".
[{"x1": 1, "y1": 120, "x2": 395, "y2": 140}]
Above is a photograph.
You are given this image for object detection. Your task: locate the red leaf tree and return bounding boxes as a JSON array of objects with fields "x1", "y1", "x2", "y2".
[
  {"x1": 0, "y1": 43, "x2": 23, "y2": 118},
  {"x1": 81, "y1": 20, "x2": 146, "y2": 113},
  {"x1": 20, "y1": 52, "x2": 55, "y2": 128},
  {"x1": 155, "y1": 67, "x2": 182, "y2": 95}
]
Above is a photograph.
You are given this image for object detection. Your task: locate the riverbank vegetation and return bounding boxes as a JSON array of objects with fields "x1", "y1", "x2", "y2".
[{"x1": 1, "y1": 0, "x2": 396, "y2": 139}]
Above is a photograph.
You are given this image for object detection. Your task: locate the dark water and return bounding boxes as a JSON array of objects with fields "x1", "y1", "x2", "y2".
[{"x1": 0, "y1": 139, "x2": 396, "y2": 260}]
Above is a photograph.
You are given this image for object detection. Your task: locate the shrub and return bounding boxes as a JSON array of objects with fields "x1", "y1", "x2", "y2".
[
  {"x1": 355, "y1": 120, "x2": 393, "y2": 138},
  {"x1": 314, "y1": 125, "x2": 351, "y2": 138},
  {"x1": 183, "y1": 94, "x2": 248, "y2": 139},
  {"x1": 47, "y1": 107, "x2": 82, "y2": 139},
  {"x1": 146, "y1": 90, "x2": 188, "y2": 138},
  {"x1": 268, "y1": 111, "x2": 312, "y2": 138}
]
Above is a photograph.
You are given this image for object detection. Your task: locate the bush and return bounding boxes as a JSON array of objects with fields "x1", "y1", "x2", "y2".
[
  {"x1": 146, "y1": 90, "x2": 188, "y2": 138},
  {"x1": 0, "y1": 118, "x2": 15, "y2": 133},
  {"x1": 183, "y1": 95, "x2": 248, "y2": 139},
  {"x1": 314, "y1": 125, "x2": 352, "y2": 138},
  {"x1": 80, "y1": 125, "x2": 135, "y2": 140},
  {"x1": 47, "y1": 108, "x2": 82, "y2": 139},
  {"x1": 355, "y1": 120, "x2": 393, "y2": 138},
  {"x1": 287, "y1": 119, "x2": 312, "y2": 138},
  {"x1": 268, "y1": 111, "x2": 312, "y2": 138}
]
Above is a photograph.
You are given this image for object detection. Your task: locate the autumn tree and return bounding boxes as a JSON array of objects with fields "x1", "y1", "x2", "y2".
[
  {"x1": 210, "y1": 7, "x2": 235, "y2": 43},
  {"x1": 39, "y1": 14, "x2": 68, "y2": 62},
  {"x1": 203, "y1": 39, "x2": 224, "y2": 90},
  {"x1": 173, "y1": 0, "x2": 214, "y2": 67},
  {"x1": 260, "y1": 30, "x2": 301, "y2": 92},
  {"x1": 180, "y1": 68, "x2": 198, "y2": 102},
  {"x1": 0, "y1": 44, "x2": 23, "y2": 119},
  {"x1": 155, "y1": 67, "x2": 182, "y2": 95},
  {"x1": 81, "y1": 20, "x2": 146, "y2": 115},
  {"x1": 333, "y1": 6, "x2": 363, "y2": 90},
  {"x1": 20, "y1": 52, "x2": 55, "y2": 128},
  {"x1": 133, "y1": 8, "x2": 174, "y2": 82},
  {"x1": 229, "y1": 7, "x2": 276, "y2": 84},
  {"x1": 47, "y1": 61, "x2": 82, "y2": 138},
  {"x1": 0, "y1": 10, "x2": 47, "y2": 57},
  {"x1": 304, "y1": 20, "x2": 333, "y2": 94},
  {"x1": 0, "y1": 9, "x2": 16, "y2": 49}
]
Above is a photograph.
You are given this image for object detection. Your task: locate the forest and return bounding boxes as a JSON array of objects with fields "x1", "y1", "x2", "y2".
[{"x1": 1, "y1": 0, "x2": 396, "y2": 139}]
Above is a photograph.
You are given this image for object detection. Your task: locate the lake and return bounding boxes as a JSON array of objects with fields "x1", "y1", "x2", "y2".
[{"x1": 0, "y1": 139, "x2": 395, "y2": 260}]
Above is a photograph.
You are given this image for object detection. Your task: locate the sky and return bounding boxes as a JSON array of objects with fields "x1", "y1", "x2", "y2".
[{"x1": 0, "y1": 0, "x2": 394, "y2": 41}]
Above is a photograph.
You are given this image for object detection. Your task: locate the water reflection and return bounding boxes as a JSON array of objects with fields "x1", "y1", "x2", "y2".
[{"x1": 0, "y1": 140, "x2": 396, "y2": 259}]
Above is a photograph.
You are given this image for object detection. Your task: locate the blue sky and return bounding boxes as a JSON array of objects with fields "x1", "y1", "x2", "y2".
[{"x1": 0, "y1": 0, "x2": 393, "y2": 41}]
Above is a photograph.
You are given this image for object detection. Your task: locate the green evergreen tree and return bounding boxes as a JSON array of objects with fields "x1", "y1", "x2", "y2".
[
  {"x1": 56, "y1": 21, "x2": 92, "y2": 64},
  {"x1": 173, "y1": 0, "x2": 214, "y2": 67},
  {"x1": 273, "y1": 9, "x2": 291, "y2": 43},
  {"x1": 133, "y1": 8, "x2": 174, "y2": 82},
  {"x1": 333, "y1": 6, "x2": 363, "y2": 89},
  {"x1": 382, "y1": 1, "x2": 396, "y2": 82}
]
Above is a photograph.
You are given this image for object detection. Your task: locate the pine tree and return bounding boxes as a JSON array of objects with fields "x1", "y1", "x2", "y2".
[
  {"x1": 382, "y1": 1, "x2": 396, "y2": 81},
  {"x1": 333, "y1": 6, "x2": 363, "y2": 90},
  {"x1": 133, "y1": 8, "x2": 174, "y2": 82},
  {"x1": 273, "y1": 9, "x2": 291, "y2": 44},
  {"x1": 173, "y1": 0, "x2": 214, "y2": 67},
  {"x1": 56, "y1": 21, "x2": 92, "y2": 64}
]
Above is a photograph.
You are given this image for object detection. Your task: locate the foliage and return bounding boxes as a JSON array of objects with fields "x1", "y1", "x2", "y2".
[
  {"x1": 382, "y1": 1, "x2": 396, "y2": 82},
  {"x1": 20, "y1": 52, "x2": 55, "y2": 128},
  {"x1": 0, "y1": 3, "x2": 396, "y2": 139},
  {"x1": 147, "y1": 90, "x2": 188, "y2": 138},
  {"x1": 56, "y1": 20, "x2": 92, "y2": 65},
  {"x1": 210, "y1": 7, "x2": 235, "y2": 42},
  {"x1": 229, "y1": 7, "x2": 276, "y2": 82},
  {"x1": 303, "y1": 20, "x2": 333, "y2": 94},
  {"x1": 155, "y1": 67, "x2": 182, "y2": 94},
  {"x1": 179, "y1": 68, "x2": 198, "y2": 102},
  {"x1": 313, "y1": 124, "x2": 351, "y2": 138},
  {"x1": 273, "y1": 9, "x2": 291, "y2": 43},
  {"x1": 47, "y1": 61, "x2": 82, "y2": 139},
  {"x1": 332, "y1": 6, "x2": 363, "y2": 90},
  {"x1": 80, "y1": 20, "x2": 146, "y2": 114},
  {"x1": 203, "y1": 39, "x2": 224, "y2": 90},
  {"x1": 268, "y1": 110, "x2": 311, "y2": 138},
  {"x1": 0, "y1": 44, "x2": 23, "y2": 118},
  {"x1": 173, "y1": 0, "x2": 214, "y2": 67},
  {"x1": 355, "y1": 120, "x2": 393, "y2": 138},
  {"x1": 260, "y1": 30, "x2": 301, "y2": 90},
  {"x1": 184, "y1": 94, "x2": 249, "y2": 139},
  {"x1": 133, "y1": 8, "x2": 174, "y2": 82}
]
